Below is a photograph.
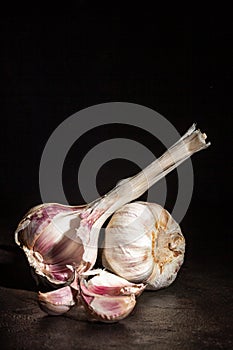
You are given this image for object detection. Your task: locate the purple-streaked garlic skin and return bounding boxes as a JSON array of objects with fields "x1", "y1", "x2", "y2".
[
  {"x1": 15, "y1": 197, "x2": 129, "y2": 287},
  {"x1": 103, "y1": 202, "x2": 185, "y2": 290},
  {"x1": 15, "y1": 203, "x2": 85, "y2": 285},
  {"x1": 80, "y1": 269, "x2": 145, "y2": 297},
  {"x1": 38, "y1": 285, "x2": 77, "y2": 315},
  {"x1": 78, "y1": 270, "x2": 145, "y2": 323},
  {"x1": 15, "y1": 204, "x2": 82, "y2": 249},
  {"x1": 81, "y1": 293, "x2": 136, "y2": 323}
]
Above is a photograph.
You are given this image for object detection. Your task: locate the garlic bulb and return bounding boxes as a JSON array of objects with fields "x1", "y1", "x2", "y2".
[
  {"x1": 102, "y1": 202, "x2": 185, "y2": 289},
  {"x1": 15, "y1": 203, "x2": 85, "y2": 287},
  {"x1": 15, "y1": 124, "x2": 209, "y2": 292}
]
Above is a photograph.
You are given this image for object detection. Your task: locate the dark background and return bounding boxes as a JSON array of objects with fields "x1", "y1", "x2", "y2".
[
  {"x1": 0, "y1": 3, "x2": 232, "y2": 349},
  {"x1": 1, "y1": 4, "x2": 231, "y2": 258}
]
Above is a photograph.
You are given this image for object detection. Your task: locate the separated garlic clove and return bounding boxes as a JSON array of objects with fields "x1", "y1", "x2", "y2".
[
  {"x1": 15, "y1": 124, "x2": 209, "y2": 292},
  {"x1": 79, "y1": 269, "x2": 145, "y2": 322},
  {"x1": 102, "y1": 201, "x2": 185, "y2": 290},
  {"x1": 38, "y1": 285, "x2": 76, "y2": 315},
  {"x1": 80, "y1": 269, "x2": 145, "y2": 296}
]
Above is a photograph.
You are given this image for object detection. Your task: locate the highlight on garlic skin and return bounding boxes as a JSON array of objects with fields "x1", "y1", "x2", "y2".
[
  {"x1": 102, "y1": 202, "x2": 185, "y2": 290},
  {"x1": 15, "y1": 124, "x2": 210, "y2": 321}
]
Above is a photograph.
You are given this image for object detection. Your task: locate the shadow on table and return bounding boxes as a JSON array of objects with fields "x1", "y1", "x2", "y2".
[{"x1": 0, "y1": 244, "x2": 37, "y2": 291}]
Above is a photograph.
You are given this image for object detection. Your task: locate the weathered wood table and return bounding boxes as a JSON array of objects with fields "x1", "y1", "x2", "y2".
[{"x1": 0, "y1": 235, "x2": 232, "y2": 349}]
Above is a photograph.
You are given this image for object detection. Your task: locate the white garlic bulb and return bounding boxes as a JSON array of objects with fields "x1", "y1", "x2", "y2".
[{"x1": 102, "y1": 201, "x2": 185, "y2": 290}]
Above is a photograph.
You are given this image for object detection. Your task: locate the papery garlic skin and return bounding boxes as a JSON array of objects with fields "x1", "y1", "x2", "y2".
[
  {"x1": 102, "y1": 202, "x2": 185, "y2": 290},
  {"x1": 78, "y1": 269, "x2": 145, "y2": 322},
  {"x1": 15, "y1": 203, "x2": 85, "y2": 286}
]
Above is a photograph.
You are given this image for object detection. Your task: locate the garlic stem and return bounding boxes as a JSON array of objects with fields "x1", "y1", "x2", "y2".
[
  {"x1": 77, "y1": 124, "x2": 209, "y2": 268},
  {"x1": 128, "y1": 123, "x2": 210, "y2": 199},
  {"x1": 84, "y1": 124, "x2": 210, "y2": 223}
]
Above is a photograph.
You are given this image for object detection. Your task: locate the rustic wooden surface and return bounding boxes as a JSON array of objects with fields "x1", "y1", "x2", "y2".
[{"x1": 0, "y1": 242, "x2": 232, "y2": 350}]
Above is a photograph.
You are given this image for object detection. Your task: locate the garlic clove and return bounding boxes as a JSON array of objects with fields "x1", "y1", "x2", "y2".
[
  {"x1": 38, "y1": 286, "x2": 76, "y2": 315},
  {"x1": 81, "y1": 269, "x2": 145, "y2": 296},
  {"x1": 79, "y1": 270, "x2": 145, "y2": 322},
  {"x1": 102, "y1": 202, "x2": 156, "y2": 283},
  {"x1": 81, "y1": 294, "x2": 136, "y2": 323},
  {"x1": 102, "y1": 202, "x2": 185, "y2": 290}
]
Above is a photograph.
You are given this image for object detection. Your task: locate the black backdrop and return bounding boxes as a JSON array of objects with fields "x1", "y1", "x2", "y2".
[{"x1": 0, "y1": 5, "x2": 232, "y2": 270}]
